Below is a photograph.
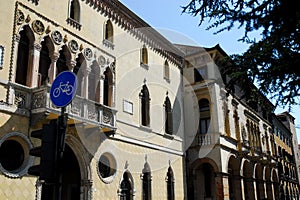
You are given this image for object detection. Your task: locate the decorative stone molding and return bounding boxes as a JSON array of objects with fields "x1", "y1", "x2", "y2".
[
  {"x1": 0, "y1": 132, "x2": 34, "y2": 178},
  {"x1": 32, "y1": 20, "x2": 45, "y2": 35},
  {"x1": 69, "y1": 39, "x2": 79, "y2": 53},
  {"x1": 0, "y1": 45, "x2": 4, "y2": 69},
  {"x1": 16, "y1": 10, "x2": 25, "y2": 25},
  {"x1": 99, "y1": 55, "x2": 106, "y2": 66},
  {"x1": 96, "y1": 152, "x2": 117, "y2": 184},
  {"x1": 51, "y1": 30, "x2": 63, "y2": 45},
  {"x1": 84, "y1": 48, "x2": 93, "y2": 60}
]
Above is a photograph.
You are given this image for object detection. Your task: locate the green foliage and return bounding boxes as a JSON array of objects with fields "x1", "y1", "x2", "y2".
[{"x1": 182, "y1": 0, "x2": 300, "y2": 107}]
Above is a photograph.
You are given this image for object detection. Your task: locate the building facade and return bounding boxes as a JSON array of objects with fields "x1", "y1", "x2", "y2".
[
  {"x1": 0, "y1": 0, "x2": 185, "y2": 199},
  {"x1": 0, "y1": 1, "x2": 299, "y2": 200},
  {"x1": 177, "y1": 44, "x2": 300, "y2": 200}
]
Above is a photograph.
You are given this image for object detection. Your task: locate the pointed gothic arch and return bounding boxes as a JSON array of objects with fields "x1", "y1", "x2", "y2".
[
  {"x1": 57, "y1": 45, "x2": 71, "y2": 75},
  {"x1": 69, "y1": 0, "x2": 80, "y2": 22},
  {"x1": 88, "y1": 61, "x2": 101, "y2": 102},
  {"x1": 103, "y1": 67, "x2": 113, "y2": 106},
  {"x1": 118, "y1": 170, "x2": 134, "y2": 200},
  {"x1": 15, "y1": 25, "x2": 35, "y2": 86},
  {"x1": 38, "y1": 36, "x2": 54, "y2": 86},
  {"x1": 141, "y1": 45, "x2": 148, "y2": 65},
  {"x1": 104, "y1": 20, "x2": 114, "y2": 43},
  {"x1": 141, "y1": 161, "x2": 152, "y2": 200},
  {"x1": 164, "y1": 96, "x2": 173, "y2": 135},
  {"x1": 140, "y1": 84, "x2": 150, "y2": 126},
  {"x1": 166, "y1": 166, "x2": 175, "y2": 200},
  {"x1": 74, "y1": 53, "x2": 85, "y2": 96},
  {"x1": 164, "y1": 60, "x2": 170, "y2": 80}
]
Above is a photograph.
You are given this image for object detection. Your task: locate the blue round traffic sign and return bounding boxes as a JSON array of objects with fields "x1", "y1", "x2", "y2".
[{"x1": 50, "y1": 71, "x2": 77, "y2": 107}]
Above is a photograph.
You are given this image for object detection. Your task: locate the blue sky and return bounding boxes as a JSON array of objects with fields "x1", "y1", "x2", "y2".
[{"x1": 119, "y1": 0, "x2": 300, "y2": 141}]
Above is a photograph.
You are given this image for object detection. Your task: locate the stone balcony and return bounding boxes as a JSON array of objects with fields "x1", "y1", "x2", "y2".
[
  {"x1": 12, "y1": 83, "x2": 117, "y2": 133},
  {"x1": 190, "y1": 132, "x2": 219, "y2": 147}
]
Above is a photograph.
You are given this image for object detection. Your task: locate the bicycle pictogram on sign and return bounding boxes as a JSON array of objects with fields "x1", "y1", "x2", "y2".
[
  {"x1": 50, "y1": 71, "x2": 77, "y2": 108},
  {"x1": 52, "y1": 81, "x2": 74, "y2": 98}
]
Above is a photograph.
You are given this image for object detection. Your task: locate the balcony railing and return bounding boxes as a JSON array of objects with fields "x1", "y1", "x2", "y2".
[
  {"x1": 13, "y1": 84, "x2": 116, "y2": 131},
  {"x1": 192, "y1": 132, "x2": 219, "y2": 147}
]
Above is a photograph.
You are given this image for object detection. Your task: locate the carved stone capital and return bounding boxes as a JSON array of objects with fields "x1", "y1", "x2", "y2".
[{"x1": 51, "y1": 52, "x2": 59, "y2": 62}]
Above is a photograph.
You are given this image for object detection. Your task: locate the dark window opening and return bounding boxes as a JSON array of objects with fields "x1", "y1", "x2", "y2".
[
  {"x1": 16, "y1": 30, "x2": 30, "y2": 86},
  {"x1": 38, "y1": 39, "x2": 51, "y2": 86},
  {"x1": 203, "y1": 164, "x2": 212, "y2": 197},
  {"x1": 74, "y1": 54, "x2": 84, "y2": 96},
  {"x1": 103, "y1": 67, "x2": 113, "y2": 106},
  {"x1": 198, "y1": 99, "x2": 210, "y2": 134},
  {"x1": 0, "y1": 140, "x2": 24, "y2": 171},
  {"x1": 56, "y1": 46, "x2": 69, "y2": 75},
  {"x1": 140, "y1": 85, "x2": 150, "y2": 126},
  {"x1": 98, "y1": 155, "x2": 115, "y2": 179},
  {"x1": 164, "y1": 60, "x2": 169, "y2": 79},
  {"x1": 70, "y1": 0, "x2": 80, "y2": 22},
  {"x1": 194, "y1": 68, "x2": 204, "y2": 83},
  {"x1": 141, "y1": 46, "x2": 148, "y2": 65},
  {"x1": 165, "y1": 96, "x2": 173, "y2": 135},
  {"x1": 105, "y1": 20, "x2": 113, "y2": 43},
  {"x1": 120, "y1": 172, "x2": 133, "y2": 200},
  {"x1": 166, "y1": 167, "x2": 175, "y2": 200},
  {"x1": 88, "y1": 68, "x2": 96, "y2": 101},
  {"x1": 142, "y1": 172, "x2": 151, "y2": 200},
  {"x1": 142, "y1": 163, "x2": 151, "y2": 200}
]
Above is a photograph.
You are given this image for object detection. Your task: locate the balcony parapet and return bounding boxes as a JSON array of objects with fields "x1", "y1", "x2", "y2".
[
  {"x1": 12, "y1": 84, "x2": 116, "y2": 131},
  {"x1": 191, "y1": 132, "x2": 219, "y2": 147}
]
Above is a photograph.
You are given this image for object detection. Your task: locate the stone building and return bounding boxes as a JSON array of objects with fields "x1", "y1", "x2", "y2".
[
  {"x1": 0, "y1": 0, "x2": 185, "y2": 199},
  {"x1": 0, "y1": 1, "x2": 299, "y2": 200},
  {"x1": 177, "y1": 43, "x2": 300, "y2": 200}
]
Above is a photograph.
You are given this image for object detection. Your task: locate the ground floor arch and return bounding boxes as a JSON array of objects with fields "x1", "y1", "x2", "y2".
[
  {"x1": 39, "y1": 134, "x2": 93, "y2": 200},
  {"x1": 187, "y1": 158, "x2": 221, "y2": 200}
]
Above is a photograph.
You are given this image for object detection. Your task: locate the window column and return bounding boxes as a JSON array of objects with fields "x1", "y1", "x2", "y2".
[
  {"x1": 27, "y1": 43, "x2": 41, "y2": 87},
  {"x1": 99, "y1": 75, "x2": 105, "y2": 105},
  {"x1": 48, "y1": 52, "x2": 59, "y2": 84}
]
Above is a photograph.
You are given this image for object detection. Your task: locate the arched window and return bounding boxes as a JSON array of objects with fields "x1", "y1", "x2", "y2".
[
  {"x1": 74, "y1": 53, "x2": 85, "y2": 96},
  {"x1": 88, "y1": 61, "x2": 100, "y2": 102},
  {"x1": 103, "y1": 67, "x2": 113, "y2": 106},
  {"x1": 198, "y1": 99, "x2": 210, "y2": 134},
  {"x1": 164, "y1": 96, "x2": 173, "y2": 135},
  {"x1": 141, "y1": 46, "x2": 148, "y2": 65},
  {"x1": 141, "y1": 162, "x2": 151, "y2": 200},
  {"x1": 166, "y1": 166, "x2": 175, "y2": 200},
  {"x1": 140, "y1": 84, "x2": 150, "y2": 126},
  {"x1": 56, "y1": 45, "x2": 70, "y2": 75},
  {"x1": 38, "y1": 36, "x2": 53, "y2": 86},
  {"x1": 15, "y1": 26, "x2": 34, "y2": 86},
  {"x1": 164, "y1": 60, "x2": 170, "y2": 80},
  {"x1": 69, "y1": 0, "x2": 80, "y2": 22},
  {"x1": 104, "y1": 20, "x2": 113, "y2": 43},
  {"x1": 119, "y1": 171, "x2": 133, "y2": 200}
]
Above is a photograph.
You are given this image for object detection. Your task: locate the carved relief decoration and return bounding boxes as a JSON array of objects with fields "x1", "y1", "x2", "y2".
[
  {"x1": 32, "y1": 20, "x2": 45, "y2": 35},
  {"x1": 14, "y1": 91, "x2": 26, "y2": 108},
  {"x1": 103, "y1": 109, "x2": 113, "y2": 125},
  {"x1": 99, "y1": 55, "x2": 106, "y2": 66},
  {"x1": 84, "y1": 48, "x2": 93, "y2": 60},
  {"x1": 32, "y1": 92, "x2": 46, "y2": 109},
  {"x1": 51, "y1": 30, "x2": 63, "y2": 45},
  {"x1": 16, "y1": 10, "x2": 25, "y2": 25},
  {"x1": 69, "y1": 40, "x2": 79, "y2": 53}
]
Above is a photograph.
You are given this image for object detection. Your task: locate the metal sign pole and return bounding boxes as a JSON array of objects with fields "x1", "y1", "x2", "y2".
[
  {"x1": 49, "y1": 71, "x2": 77, "y2": 200},
  {"x1": 55, "y1": 106, "x2": 67, "y2": 200}
]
